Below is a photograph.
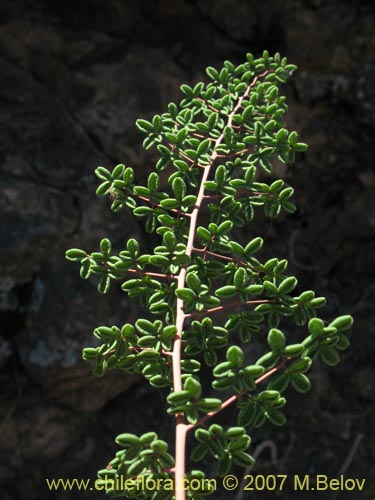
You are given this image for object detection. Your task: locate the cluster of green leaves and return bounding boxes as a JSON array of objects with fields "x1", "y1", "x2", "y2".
[
  {"x1": 67, "y1": 232, "x2": 327, "y2": 329},
  {"x1": 167, "y1": 377, "x2": 222, "y2": 424},
  {"x1": 81, "y1": 322, "x2": 175, "y2": 386},
  {"x1": 97, "y1": 432, "x2": 174, "y2": 499},
  {"x1": 191, "y1": 425, "x2": 254, "y2": 477},
  {"x1": 96, "y1": 432, "x2": 215, "y2": 499},
  {"x1": 92, "y1": 53, "x2": 306, "y2": 235},
  {"x1": 237, "y1": 389, "x2": 287, "y2": 428},
  {"x1": 212, "y1": 345, "x2": 265, "y2": 392},
  {"x1": 66, "y1": 51, "x2": 353, "y2": 499}
]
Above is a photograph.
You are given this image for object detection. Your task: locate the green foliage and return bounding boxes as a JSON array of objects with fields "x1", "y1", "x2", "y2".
[
  {"x1": 66, "y1": 52, "x2": 353, "y2": 499},
  {"x1": 191, "y1": 425, "x2": 254, "y2": 476}
]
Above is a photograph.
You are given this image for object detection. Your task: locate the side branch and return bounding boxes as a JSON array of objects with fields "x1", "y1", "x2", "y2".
[
  {"x1": 183, "y1": 299, "x2": 276, "y2": 319},
  {"x1": 185, "y1": 358, "x2": 288, "y2": 433}
]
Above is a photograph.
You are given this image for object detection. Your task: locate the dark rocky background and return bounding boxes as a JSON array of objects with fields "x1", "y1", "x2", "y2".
[{"x1": 0, "y1": 0, "x2": 374, "y2": 499}]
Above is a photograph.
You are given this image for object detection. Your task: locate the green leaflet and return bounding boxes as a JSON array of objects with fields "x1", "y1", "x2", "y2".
[
  {"x1": 226, "y1": 346, "x2": 244, "y2": 367},
  {"x1": 267, "y1": 328, "x2": 285, "y2": 351}
]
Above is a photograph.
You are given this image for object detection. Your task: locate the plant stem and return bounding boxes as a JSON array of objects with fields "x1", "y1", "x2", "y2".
[
  {"x1": 171, "y1": 72, "x2": 267, "y2": 500},
  {"x1": 127, "y1": 269, "x2": 174, "y2": 279},
  {"x1": 136, "y1": 194, "x2": 191, "y2": 216},
  {"x1": 173, "y1": 158, "x2": 212, "y2": 500},
  {"x1": 184, "y1": 299, "x2": 274, "y2": 319}
]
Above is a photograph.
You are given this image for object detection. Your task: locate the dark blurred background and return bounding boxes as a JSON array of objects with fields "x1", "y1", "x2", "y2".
[{"x1": 0, "y1": 1, "x2": 374, "y2": 499}]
